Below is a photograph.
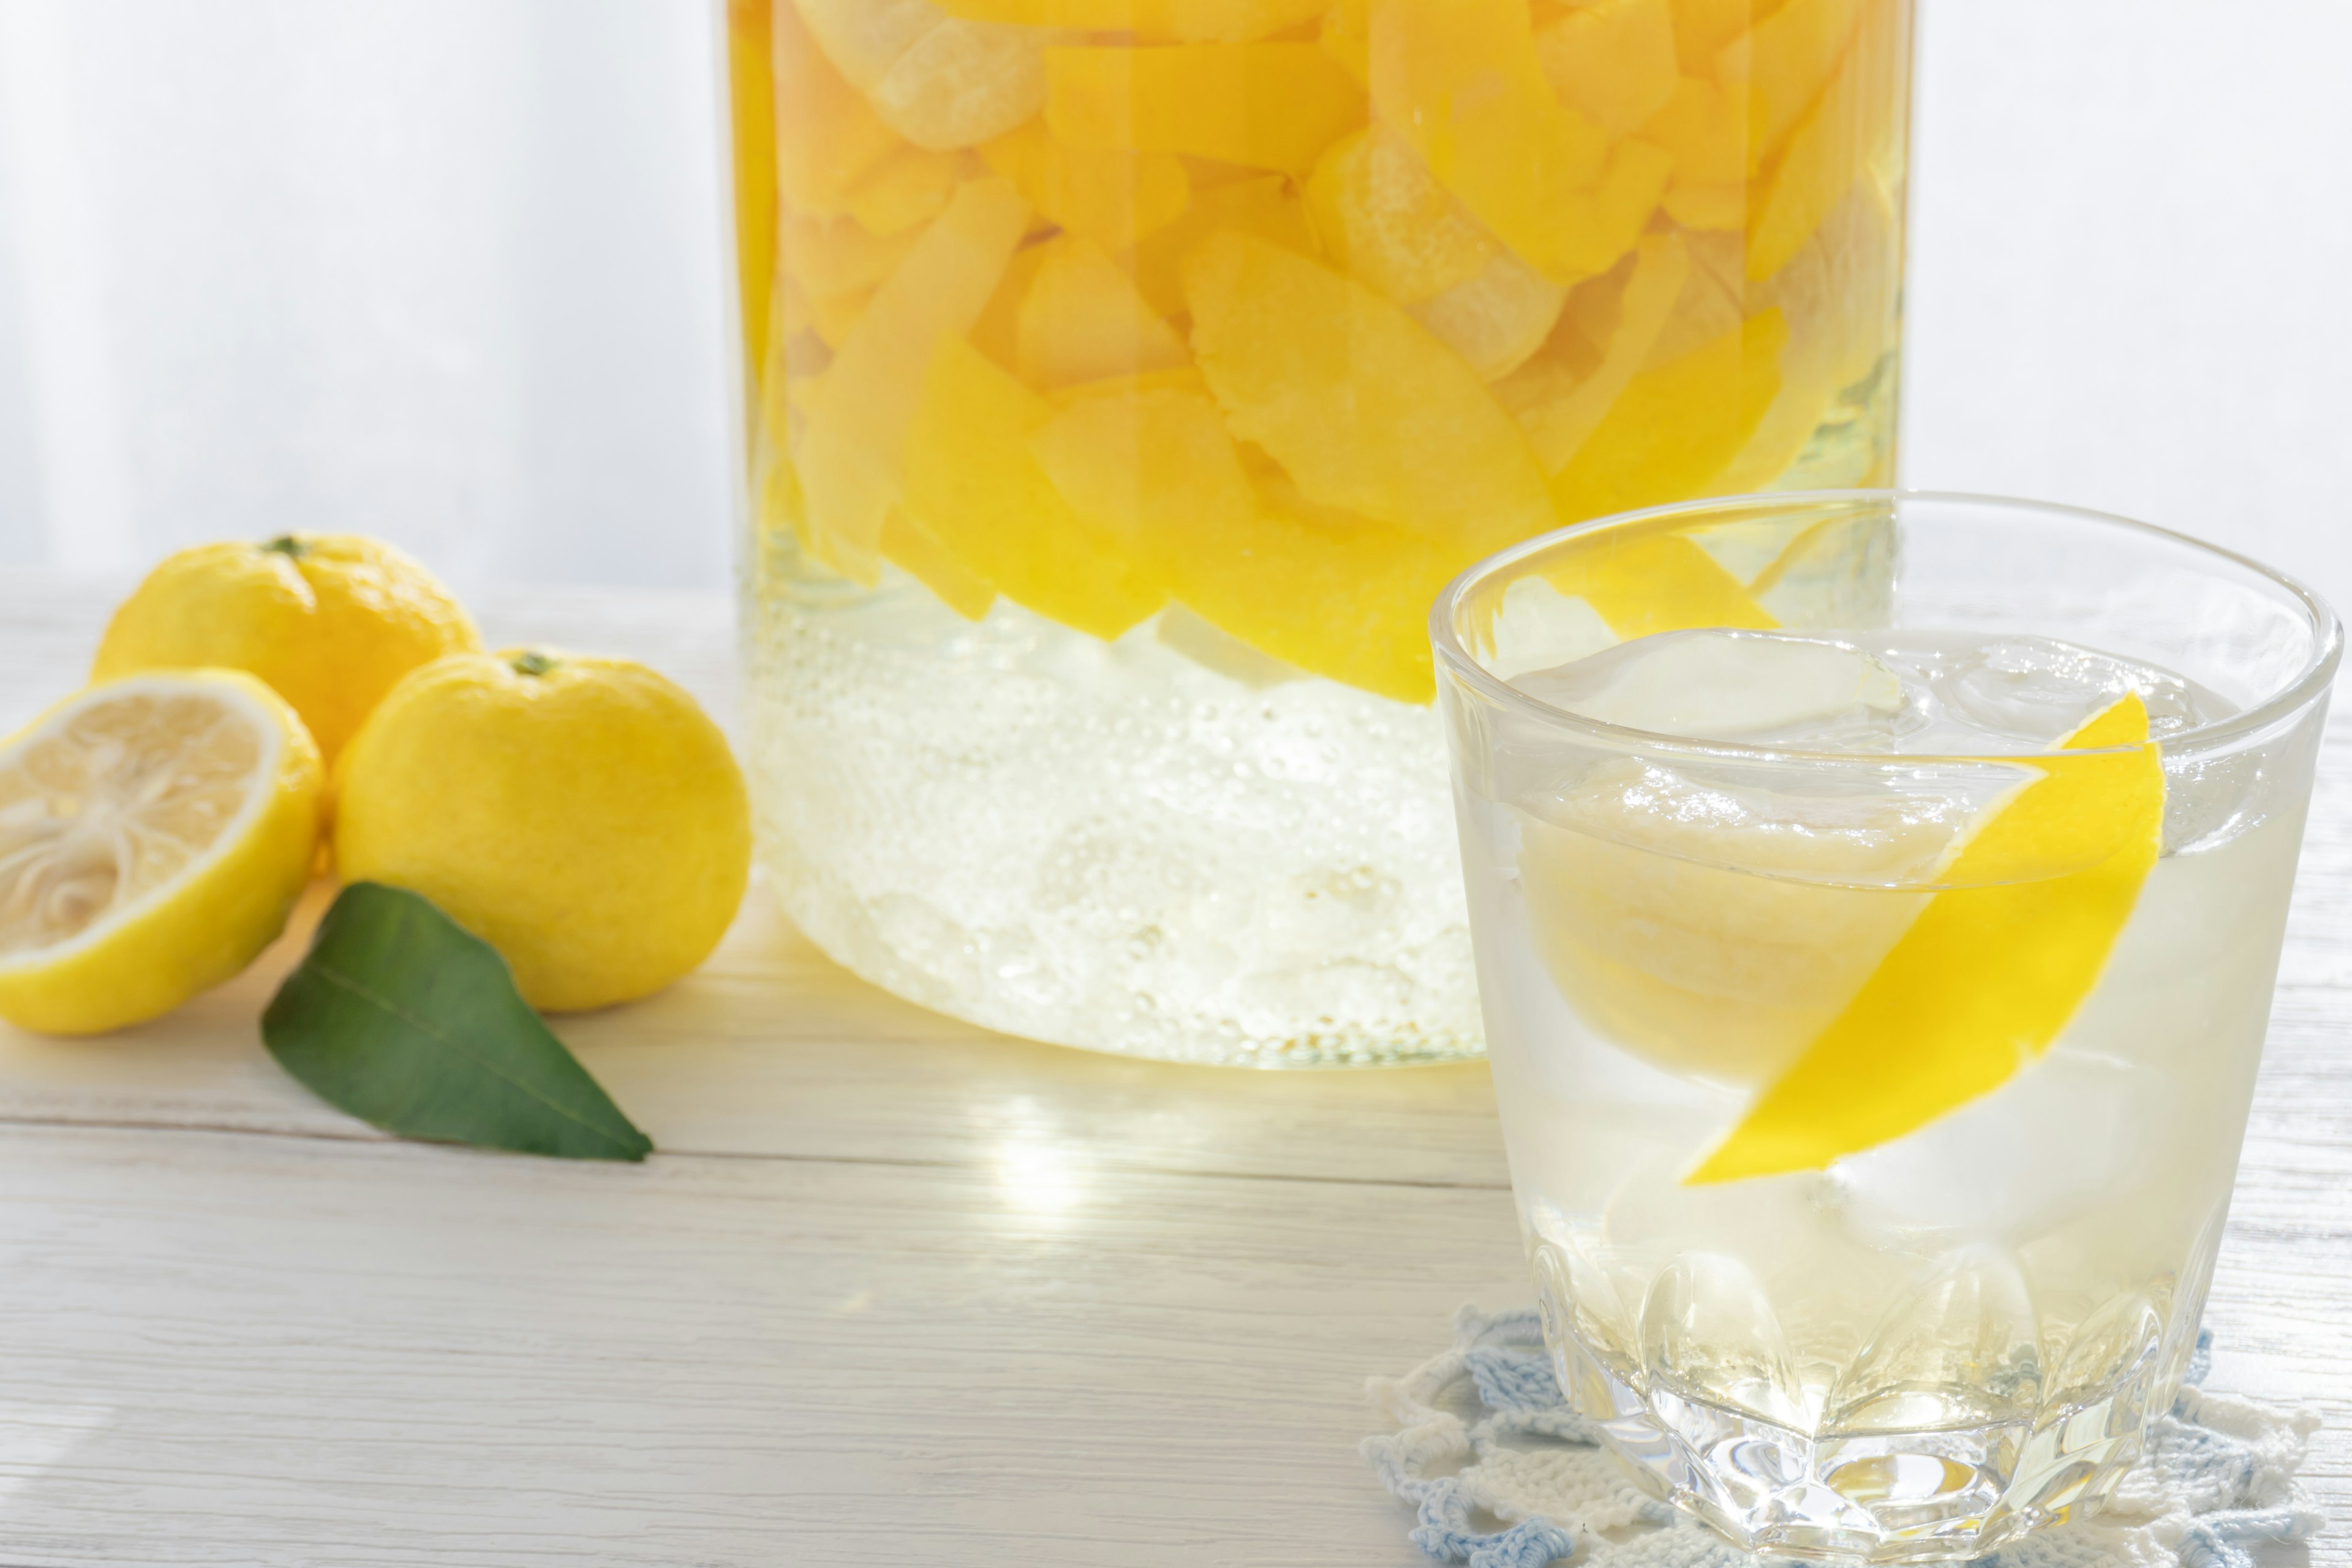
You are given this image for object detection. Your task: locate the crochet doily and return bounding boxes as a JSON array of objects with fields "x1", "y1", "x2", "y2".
[{"x1": 1364, "y1": 1307, "x2": 2322, "y2": 1568}]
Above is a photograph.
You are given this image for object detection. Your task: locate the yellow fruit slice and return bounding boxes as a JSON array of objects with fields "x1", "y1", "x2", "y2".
[
  {"x1": 1746, "y1": 0, "x2": 1907, "y2": 278},
  {"x1": 772, "y1": 0, "x2": 903, "y2": 218},
  {"x1": 930, "y1": 0, "x2": 1332, "y2": 40},
  {"x1": 1667, "y1": 0, "x2": 1756, "y2": 69},
  {"x1": 1364, "y1": 0, "x2": 1624, "y2": 283},
  {"x1": 1662, "y1": 178, "x2": 1748, "y2": 231},
  {"x1": 801, "y1": 282, "x2": 878, "y2": 349},
  {"x1": 1183, "y1": 230, "x2": 1554, "y2": 552},
  {"x1": 1717, "y1": 178, "x2": 1896, "y2": 492},
  {"x1": 1045, "y1": 43, "x2": 1367, "y2": 176},
  {"x1": 1172, "y1": 475, "x2": 1465, "y2": 704},
  {"x1": 1640, "y1": 227, "x2": 1748, "y2": 368},
  {"x1": 1126, "y1": 173, "x2": 1319, "y2": 317},
  {"x1": 1552, "y1": 309, "x2": 1789, "y2": 522},
  {"x1": 796, "y1": 175, "x2": 1030, "y2": 582},
  {"x1": 1536, "y1": 0, "x2": 1680, "y2": 135},
  {"x1": 1728, "y1": 0, "x2": 1864, "y2": 169},
  {"x1": 1320, "y1": 0, "x2": 1371, "y2": 86},
  {"x1": 791, "y1": 0, "x2": 938, "y2": 91},
  {"x1": 0, "y1": 671, "x2": 322, "y2": 1035},
  {"x1": 1687, "y1": 695, "x2": 2166, "y2": 1184},
  {"x1": 782, "y1": 210, "x2": 924, "y2": 300},
  {"x1": 1538, "y1": 528, "x2": 1777, "y2": 638},
  {"x1": 1408, "y1": 251, "x2": 1569, "y2": 381},
  {"x1": 1016, "y1": 236, "x2": 1192, "y2": 389},
  {"x1": 784, "y1": 239, "x2": 902, "y2": 355},
  {"x1": 900, "y1": 336, "x2": 1164, "y2": 639},
  {"x1": 1497, "y1": 232, "x2": 1692, "y2": 473},
  {"x1": 1033, "y1": 379, "x2": 1257, "y2": 573},
  {"x1": 1304, "y1": 127, "x2": 1496, "y2": 307},
  {"x1": 969, "y1": 236, "x2": 1055, "y2": 370},
  {"x1": 842, "y1": 143, "x2": 967, "y2": 236},
  {"x1": 1641, "y1": 75, "x2": 1749, "y2": 186},
  {"x1": 867, "y1": 17, "x2": 1049, "y2": 151},
  {"x1": 980, "y1": 119, "x2": 1192, "y2": 252},
  {"x1": 1030, "y1": 377, "x2": 1463, "y2": 700}
]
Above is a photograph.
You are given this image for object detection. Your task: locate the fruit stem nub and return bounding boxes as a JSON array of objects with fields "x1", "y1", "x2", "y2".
[
  {"x1": 511, "y1": 651, "x2": 559, "y2": 677},
  {"x1": 261, "y1": 535, "x2": 308, "y2": 557}
]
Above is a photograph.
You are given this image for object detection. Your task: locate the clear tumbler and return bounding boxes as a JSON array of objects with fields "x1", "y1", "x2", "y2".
[{"x1": 1433, "y1": 492, "x2": 2337, "y2": 1557}]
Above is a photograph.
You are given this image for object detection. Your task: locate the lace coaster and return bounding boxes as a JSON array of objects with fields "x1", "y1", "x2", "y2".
[{"x1": 1363, "y1": 1307, "x2": 2323, "y2": 1568}]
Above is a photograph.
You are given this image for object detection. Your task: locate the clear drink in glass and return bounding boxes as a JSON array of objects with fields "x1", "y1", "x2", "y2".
[{"x1": 1433, "y1": 492, "x2": 2338, "y2": 1558}]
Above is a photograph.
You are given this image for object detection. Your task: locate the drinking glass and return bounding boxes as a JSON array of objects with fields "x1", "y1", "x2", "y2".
[
  {"x1": 1432, "y1": 491, "x2": 2339, "y2": 1558},
  {"x1": 725, "y1": 0, "x2": 1915, "y2": 1063}
]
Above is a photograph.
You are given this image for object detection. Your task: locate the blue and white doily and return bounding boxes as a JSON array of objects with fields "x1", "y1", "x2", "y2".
[{"x1": 1364, "y1": 1307, "x2": 2322, "y2": 1568}]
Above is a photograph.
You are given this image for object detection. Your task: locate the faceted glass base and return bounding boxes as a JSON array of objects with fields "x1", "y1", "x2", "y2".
[{"x1": 1532, "y1": 1246, "x2": 2206, "y2": 1562}]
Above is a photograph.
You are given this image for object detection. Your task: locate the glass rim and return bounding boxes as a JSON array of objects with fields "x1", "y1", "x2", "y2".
[{"x1": 1428, "y1": 488, "x2": 2344, "y2": 767}]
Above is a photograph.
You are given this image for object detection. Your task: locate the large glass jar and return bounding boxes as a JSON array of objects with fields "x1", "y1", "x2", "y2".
[{"x1": 725, "y1": 0, "x2": 1915, "y2": 1065}]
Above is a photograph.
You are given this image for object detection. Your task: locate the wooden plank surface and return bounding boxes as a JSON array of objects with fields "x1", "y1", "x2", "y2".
[{"x1": 0, "y1": 578, "x2": 2343, "y2": 1565}]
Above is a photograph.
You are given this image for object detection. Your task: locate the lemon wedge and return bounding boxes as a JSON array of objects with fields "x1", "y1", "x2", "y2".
[
  {"x1": 1687, "y1": 694, "x2": 2165, "y2": 1183},
  {"x1": 0, "y1": 671, "x2": 322, "y2": 1035}
]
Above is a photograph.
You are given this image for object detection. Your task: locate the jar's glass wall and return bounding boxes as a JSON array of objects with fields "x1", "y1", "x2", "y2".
[{"x1": 724, "y1": 0, "x2": 1915, "y2": 1065}]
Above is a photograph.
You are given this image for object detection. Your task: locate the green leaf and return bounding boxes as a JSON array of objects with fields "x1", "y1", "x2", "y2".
[{"x1": 263, "y1": 882, "x2": 653, "y2": 1161}]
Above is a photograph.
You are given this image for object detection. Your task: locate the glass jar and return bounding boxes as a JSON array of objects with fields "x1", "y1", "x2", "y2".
[{"x1": 724, "y1": 0, "x2": 1915, "y2": 1065}]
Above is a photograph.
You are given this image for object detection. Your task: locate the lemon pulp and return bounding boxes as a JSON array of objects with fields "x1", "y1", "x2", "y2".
[{"x1": 0, "y1": 672, "x2": 321, "y2": 1034}]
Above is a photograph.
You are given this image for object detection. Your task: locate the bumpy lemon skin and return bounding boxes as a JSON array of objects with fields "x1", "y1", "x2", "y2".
[
  {"x1": 91, "y1": 534, "x2": 480, "y2": 766},
  {"x1": 333, "y1": 650, "x2": 753, "y2": 1013},
  {"x1": 0, "y1": 671, "x2": 323, "y2": 1036}
]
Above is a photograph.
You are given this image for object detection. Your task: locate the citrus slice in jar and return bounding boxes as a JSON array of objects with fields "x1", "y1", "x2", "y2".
[
  {"x1": 1014, "y1": 236, "x2": 1191, "y2": 390},
  {"x1": 979, "y1": 120, "x2": 1191, "y2": 252},
  {"x1": 0, "y1": 672, "x2": 322, "y2": 1035},
  {"x1": 1126, "y1": 173, "x2": 1318, "y2": 317},
  {"x1": 1303, "y1": 126, "x2": 1496, "y2": 307},
  {"x1": 900, "y1": 336, "x2": 1164, "y2": 639},
  {"x1": 770, "y1": 0, "x2": 904, "y2": 219},
  {"x1": 1550, "y1": 309, "x2": 1789, "y2": 521},
  {"x1": 1044, "y1": 42, "x2": 1366, "y2": 176},
  {"x1": 1495, "y1": 232, "x2": 1692, "y2": 475},
  {"x1": 1534, "y1": 0, "x2": 1679, "y2": 136},
  {"x1": 1746, "y1": 0, "x2": 1908, "y2": 279},
  {"x1": 794, "y1": 175, "x2": 1030, "y2": 580},
  {"x1": 1182, "y1": 230, "x2": 1554, "y2": 552}
]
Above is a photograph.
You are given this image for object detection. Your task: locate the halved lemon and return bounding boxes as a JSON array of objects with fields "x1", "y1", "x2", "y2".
[{"x1": 0, "y1": 671, "x2": 322, "y2": 1035}]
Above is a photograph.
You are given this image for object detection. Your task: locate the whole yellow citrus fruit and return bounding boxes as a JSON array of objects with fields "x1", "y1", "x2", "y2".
[
  {"x1": 91, "y1": 533, "x2": 479, "y2": 765},
  {"x1": 333, "y1": 649, "x2": 752, "y2": 1012},
  {"x1": 0, "y1": 669, "x2": 322, "y2": 1035}
]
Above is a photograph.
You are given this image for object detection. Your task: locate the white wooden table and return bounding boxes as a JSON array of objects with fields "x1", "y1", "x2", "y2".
[{"x1": 0, "y1": 576, "x2": 2342, "y2": 1566}]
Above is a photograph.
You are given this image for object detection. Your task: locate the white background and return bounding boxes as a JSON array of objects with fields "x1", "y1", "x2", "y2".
[{"x1": 0, "y1": 0, "x2": 2344, "y2": 612}]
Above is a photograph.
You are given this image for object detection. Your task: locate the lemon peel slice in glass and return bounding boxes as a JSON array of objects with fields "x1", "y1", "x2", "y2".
[
  {"x1": 1686, "y1": 693, "x2": 2165, "y2": 1184},
  {"x1": 0, "y1": 671, "x2": 322, "y2": 1035}
]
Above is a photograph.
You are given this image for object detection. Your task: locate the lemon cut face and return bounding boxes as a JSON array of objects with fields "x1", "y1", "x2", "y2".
[{"x1": 0, "y1": 672, "x2": 322, "y2": 1035}]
